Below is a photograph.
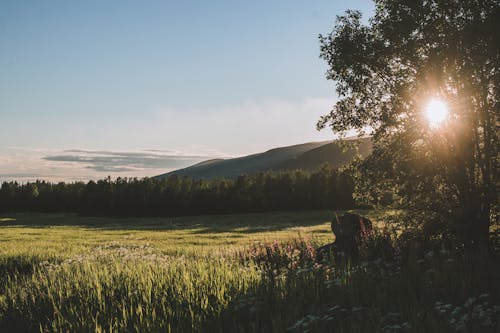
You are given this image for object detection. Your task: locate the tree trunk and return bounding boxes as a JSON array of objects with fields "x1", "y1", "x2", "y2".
[{"x1": 477, "y1": 204, "x2": 491, "y2": 254}]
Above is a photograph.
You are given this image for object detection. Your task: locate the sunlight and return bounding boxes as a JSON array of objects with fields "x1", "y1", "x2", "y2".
[{"x1": 424, "y1": 99, "x2": 449, "y2": 128}]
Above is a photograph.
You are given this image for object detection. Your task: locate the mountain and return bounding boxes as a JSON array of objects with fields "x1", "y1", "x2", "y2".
[
  {"x1": 275, "y1": 137, "x2": 372, "y2": 171},
  {"x1": 155, "y1": 138, "x2": 372, "y2": 179}
]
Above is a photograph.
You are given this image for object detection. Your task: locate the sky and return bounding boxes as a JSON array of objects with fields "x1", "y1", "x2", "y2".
[{"x1": 0, "y1": 0, "x2": 374, "y2": 182}]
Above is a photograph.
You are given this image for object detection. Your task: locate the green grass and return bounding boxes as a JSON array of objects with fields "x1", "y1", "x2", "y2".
[
  {"x1": 0, "y1": 210, "x2": 498, "y2": 332},
  {"x1": 0, "y1": 209, "x2": 393, "y2": 258},
  {"x1": 0, "y1": 210, "x2": 332, "y2": 258},
  {"x1": 0, "y1": 210, "x2": 339, "y2": 332}
]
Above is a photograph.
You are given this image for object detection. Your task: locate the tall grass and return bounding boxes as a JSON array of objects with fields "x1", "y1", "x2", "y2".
[
  {"x1": 1, "y1": 253, "x2": 260, "y2": 332},
  {"x1": 211, "y1": 237, "x2": 500, "y2": 332},
  {"x1": 0, "y1": 212, "x2": 498, "y2": 332}
]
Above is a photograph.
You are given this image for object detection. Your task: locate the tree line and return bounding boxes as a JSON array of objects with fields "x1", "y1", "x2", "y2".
[{"x1": 0, "y1": 167, "x2": 356, "y2": 216}]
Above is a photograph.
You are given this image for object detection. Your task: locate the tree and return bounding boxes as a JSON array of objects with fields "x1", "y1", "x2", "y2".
[{"x1": 318, "y1": 0, "x2": 499, "y2": 251}]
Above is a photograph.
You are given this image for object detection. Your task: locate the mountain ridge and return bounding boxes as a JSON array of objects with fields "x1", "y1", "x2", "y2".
[{"x1": 155, "y1": 138, "x2": 372, "y2": 179}]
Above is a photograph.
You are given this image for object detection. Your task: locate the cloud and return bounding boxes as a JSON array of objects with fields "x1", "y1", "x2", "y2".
[
  {"x1": 0, "y1": 146, "x2": 231, "y2": 183},
  {"x1": 0, "y1": 173, "x2": 45, "y2": 178},
  {"x1": 1, "y1": 97, "x2": 337, "y2": 182},
  {"x1": 43, "y1": 150, "x2": 220, "y2": 173}
]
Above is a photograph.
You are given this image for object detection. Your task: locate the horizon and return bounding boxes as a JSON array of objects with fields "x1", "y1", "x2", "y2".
[{"x1": 1, "y1": 0, "x2": 374, "y2": 182}]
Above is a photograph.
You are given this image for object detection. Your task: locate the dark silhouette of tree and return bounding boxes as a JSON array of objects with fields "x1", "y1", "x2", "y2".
[
  {"x1": 319, "y1": 0, "x2": 499, "y2": 251},
  {"x1": 0, "y1": 167, "x2": 357, "y2": 217}
]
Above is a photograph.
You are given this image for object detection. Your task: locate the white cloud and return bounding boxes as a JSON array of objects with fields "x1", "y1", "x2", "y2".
[{"x1": 0, "y1": 147, "x2": 225, "y2": 182}]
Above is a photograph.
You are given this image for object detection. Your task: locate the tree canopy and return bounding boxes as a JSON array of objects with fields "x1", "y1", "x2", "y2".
[
  {"x1": 319, "y1": 0, "x2": 499, "y2": 250},
  {"x1": 0, "y1": 167, "x2": 356, "y2": 216}
]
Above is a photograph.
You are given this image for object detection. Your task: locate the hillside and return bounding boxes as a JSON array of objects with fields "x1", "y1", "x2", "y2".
[
  {"x1": 155, "y1": 138, "x2": 372, "y2": 179},
  {"x1": 276, "y1": 137, "x2": 372, "y2": 171}
]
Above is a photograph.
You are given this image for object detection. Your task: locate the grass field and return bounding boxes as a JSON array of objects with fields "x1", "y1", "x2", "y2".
[
  {"x1": 0, "y1": 210, "x2": 341, "y2": 332},
  {"x1": 0, "y1": 210, "x2": 337, "y2": 258},
  {"x1": 0, "y1": 210, "x2": 498, "y2": 332},
  {"x1": 0, "y1": 209, "x2": 396, "y2": 258}
]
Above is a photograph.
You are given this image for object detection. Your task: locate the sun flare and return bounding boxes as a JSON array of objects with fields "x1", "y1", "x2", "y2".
[{"x1": 424, "y1": 99, "x2": 448, "y2": 127}]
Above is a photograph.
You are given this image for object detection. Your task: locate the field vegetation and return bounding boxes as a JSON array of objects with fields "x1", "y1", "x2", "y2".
[{"x1": 0, "y1": 211, "x2": 498, "y2": 332}]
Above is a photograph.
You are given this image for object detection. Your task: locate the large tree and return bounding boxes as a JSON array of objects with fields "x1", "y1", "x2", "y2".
[{"x1": 318, "y1": 0, "x2": 499, "y2": 250}]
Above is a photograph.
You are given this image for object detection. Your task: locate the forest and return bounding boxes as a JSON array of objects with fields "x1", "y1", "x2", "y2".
[{"x1": 0, "y1": 167, "x2": 356, "y2": 216}]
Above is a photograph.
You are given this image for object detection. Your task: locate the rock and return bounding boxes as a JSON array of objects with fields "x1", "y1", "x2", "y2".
[{"x1": 317, "y1": 213, "x2": 374, "y2": 263}]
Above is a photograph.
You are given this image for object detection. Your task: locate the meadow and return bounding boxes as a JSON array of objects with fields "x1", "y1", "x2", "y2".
[{"x1": 0, "y1": 210, "x2": 498, "y2": 332}]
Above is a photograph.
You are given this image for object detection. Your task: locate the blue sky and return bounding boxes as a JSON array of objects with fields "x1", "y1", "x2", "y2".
[{"x1": 0, "y1": 0, "x2": 374, "y2": 181}]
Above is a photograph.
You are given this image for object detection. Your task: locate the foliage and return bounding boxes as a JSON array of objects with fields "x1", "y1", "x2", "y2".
[
  {"x1": 0, "y1": 167, "x2": 356, "y2": 216},
  {"x1": 318, "y1": 0, "x2": 499, "y2": 249}
]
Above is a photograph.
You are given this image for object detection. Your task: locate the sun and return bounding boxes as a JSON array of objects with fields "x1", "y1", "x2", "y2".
[{"x1": 424, "y1": 99, "x2": 449, "y2": 127}]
